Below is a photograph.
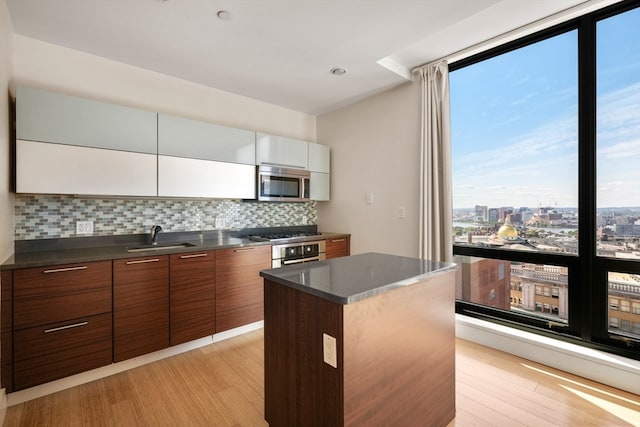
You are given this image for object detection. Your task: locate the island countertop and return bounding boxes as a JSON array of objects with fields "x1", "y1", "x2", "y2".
[{"x1": 259, "y1": 252, "x2": 457, "y2": 304}]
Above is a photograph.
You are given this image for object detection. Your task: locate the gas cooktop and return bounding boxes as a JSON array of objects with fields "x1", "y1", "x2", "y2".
[{"x1": 247, "y1": 232, "x2": 321, "y2": 242}]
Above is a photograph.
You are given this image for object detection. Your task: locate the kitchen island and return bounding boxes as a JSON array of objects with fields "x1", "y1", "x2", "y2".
[{"x1": 260, "y1": 252, "x2": 457, "y2": 427}]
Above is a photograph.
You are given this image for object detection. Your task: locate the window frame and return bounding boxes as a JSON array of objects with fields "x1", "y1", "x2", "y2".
[{"x1": 450, "y1": 0, "x2": 640, "y2": 361}]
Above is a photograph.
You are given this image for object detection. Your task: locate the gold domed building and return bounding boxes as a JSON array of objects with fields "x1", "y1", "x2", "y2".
[
  {"x1": 497, "y1": 223, "x2": 519, "y2": 241},
  {"x1": 484, "y1": 220, "x2": 536, "y2": 250}
]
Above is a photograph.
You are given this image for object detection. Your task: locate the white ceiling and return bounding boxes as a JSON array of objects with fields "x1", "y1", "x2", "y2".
[{"x1": 5, "y1": 0, "x2": 611, "y2": 115}]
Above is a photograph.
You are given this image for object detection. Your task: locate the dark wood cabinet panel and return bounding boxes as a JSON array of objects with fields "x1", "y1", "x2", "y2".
[
  {"x1": 264, "y1": 268, "x2": 456, "y2": 427},
  {"x1": 113, "y1": 256, "x2": 169, "y2": 362},
  {"x1": 1, "y1": 270, "x2": 13, "y2": 392},
  {"x1": 264, "y1": 280, "x2": 343, "y2": 427},
  {"x1": 216, "y1": 246, "x2": 271, "y2": 333},
  {"x1": 13, "y1": 260, "x2": 112, "y2": 298},
  {"x1": 14, "y1": 313, "x2": 112, "y2": 390},
  {"x1": 169, "y1": 251, "x2": 216, "y2": 346},
  {"x1": 9, "y1": 261, "x2": 113, "y2": 392},
  {"x1": 325, "y1": 237, "x2": 350, "y2": 259},
  {"x1": 13, "y1": 261, "x2": 112, "y2": 329}
]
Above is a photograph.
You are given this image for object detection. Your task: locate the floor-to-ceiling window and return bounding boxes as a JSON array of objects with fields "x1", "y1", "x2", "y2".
[{"x1": 451, "y1": 0, "x2": 639, "y2": 359}]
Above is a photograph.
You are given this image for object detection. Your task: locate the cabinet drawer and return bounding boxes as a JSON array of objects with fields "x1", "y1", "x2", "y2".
[
  {"x1": 13, "y1": 260, "x2": 112, "y2": 298},
  {"x1": 325, "y1": 237, "x2": 350, "y2": 259},
  {"x1": 216, "y1": 245, "x2": 271, "y2": 267},
  {"x1": 13, "y1": 261, "x2": 112, "y2": 329},
  {"x1": 14, "y1": 312, "x2": 112, "y2": 390}
]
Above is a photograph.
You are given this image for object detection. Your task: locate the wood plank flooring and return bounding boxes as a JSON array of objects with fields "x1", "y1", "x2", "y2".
[{"x1": 4, "y1": 329, "x2": 639, "y2": 426}]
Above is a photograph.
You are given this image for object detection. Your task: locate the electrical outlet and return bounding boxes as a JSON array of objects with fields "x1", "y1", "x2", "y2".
[
  {"x1": 76, "y1": 221, "x2": 94, "y2": 235},
  {"x1": 215, "y1": 218, "x2": 226, "y2": 229},
  {"x1": 397, "y1": 207, "x2": 406, "y2": 219},
  {"x1": 323, "y1": 333, "x2": 337, "y2": 368}
]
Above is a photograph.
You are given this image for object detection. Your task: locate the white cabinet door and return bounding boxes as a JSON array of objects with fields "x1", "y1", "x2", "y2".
[
  {"x1": 16, "y1": 86, "x2": 157, "y2": 154},
  {"x1": 256, "y1": 133, "x2": 308, "y2": 169},
  {"x1": 158, "y1": 156, "x2": 255, "y2": 199},
  {"x1": 16, "y1": 140, "x2": 157, "y2": 196},
  {"x1": 308, "y1": 142, "x2": 330, "y2": 173},
  {"x1": 158, "y1": 114, "x2": 255, "y2": 165},
  {"x1": 310, "y1": 172, "x2": 330, "y2": 201}
]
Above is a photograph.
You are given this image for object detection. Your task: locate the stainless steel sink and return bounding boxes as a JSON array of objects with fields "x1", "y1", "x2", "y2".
[{"x1": 127, "y1": 243, "x2": 196, "y2": 253}]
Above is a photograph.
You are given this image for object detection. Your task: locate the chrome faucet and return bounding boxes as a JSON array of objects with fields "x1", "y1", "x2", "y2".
[{"x1": 150, "y1": 225, "x2": 162, "y2": 245}]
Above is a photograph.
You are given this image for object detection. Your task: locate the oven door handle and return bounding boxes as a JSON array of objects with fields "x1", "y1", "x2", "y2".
[{"x1": 282, "y1": 256, "x2": 321, "y2": 265}]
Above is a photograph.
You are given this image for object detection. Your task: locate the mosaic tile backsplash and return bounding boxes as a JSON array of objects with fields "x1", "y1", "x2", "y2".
[{"x1": 15, "y1": 195, "x2": 318, "y2": 240}]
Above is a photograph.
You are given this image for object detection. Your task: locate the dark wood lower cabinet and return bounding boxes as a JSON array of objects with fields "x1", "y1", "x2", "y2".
[
  {"x1": 1, "y1": 270, "x2": 13, "y2": 392},
  {"x1": 10, "y1": 260, "x2": 113, "y2": 391},
  {"x1": 325, "y1": 237, "x2": 350, "y2": 259},
  {"x1": 216, "y1": 245, "x2": 271, "y2": 332},
  {"x1": 113, "y1": 256, "x2": 169, "y2": 362},
  {"x1": 14, "y1": 313, "x2": 112, "y2": 390},
  {"x1": 170, "y1": 251, "x2": 216, "y2": 346}
]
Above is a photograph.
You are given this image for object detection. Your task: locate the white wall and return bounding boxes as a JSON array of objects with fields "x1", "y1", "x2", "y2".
[
  {"x1": 317, "y1": 80, "x2": 421, "y2": 257},
  {"x1": 0, "y1": 0, "x2": 14, "y2": 263},
  {"x1": 11, "y1": 35, "x2": 316, "y2": 143}
]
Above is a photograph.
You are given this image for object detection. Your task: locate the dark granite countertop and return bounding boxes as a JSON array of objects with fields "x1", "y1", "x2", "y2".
[
  {"x1": 260, "y1": 252, "x2": 457, "y2": 305},
  {"x1": 1, "y1": 228, "x2": 350, "y2": 270}
]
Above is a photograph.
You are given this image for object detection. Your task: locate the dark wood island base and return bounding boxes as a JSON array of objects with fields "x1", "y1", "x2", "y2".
[{"x1": 262, "y1": 252, "x2": 457, "y2": 427}]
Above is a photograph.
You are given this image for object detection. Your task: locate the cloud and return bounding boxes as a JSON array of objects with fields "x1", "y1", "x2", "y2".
[{"x1": 454, "y1": 82, "x2": 638, "y2": 208}]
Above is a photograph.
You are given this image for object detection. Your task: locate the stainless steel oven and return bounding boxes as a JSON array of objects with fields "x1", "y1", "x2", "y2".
[
  {"x1": 258, "y1": 165, "x2": 310, "y2": 202},
  {"x1": 271, "y1": 240, "x2": 326, "y2": 268}
]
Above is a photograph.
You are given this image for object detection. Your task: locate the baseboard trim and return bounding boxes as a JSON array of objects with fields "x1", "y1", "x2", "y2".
[
  {"x1": 455, "y1": 314, "x2": 640, "y2": 395},
  {"x1": 6, "y1": 321, "x2": 264, "y2": 406},
  {"x1": 0, "y1": 387, "x2": 7, "y2": 425}
]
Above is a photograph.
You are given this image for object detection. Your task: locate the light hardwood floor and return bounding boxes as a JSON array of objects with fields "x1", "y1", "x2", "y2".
[{"x1": 4, "y1": 329, "x2": 639, "y2": 426}]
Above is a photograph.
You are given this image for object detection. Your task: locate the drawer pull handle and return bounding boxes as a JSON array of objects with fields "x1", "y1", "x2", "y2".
[
  {"x1": 43, "y1": 266, "x2": 88, "y2": 274},
  {"x1": 180, "y1": 253, "x2": 208, "y2": 259},
  {"x1": 330, "y1": 239, "x2": 346, "y2": 243},
  {"x1": 234, "y1": 248, "x2": 256, "y2": 253},
  {"x1": 126, "y1": 258, "x2": 160, "y2": 265},
  {"x1": 44, "y1": 321, "x2": 88, "y2": 333}
]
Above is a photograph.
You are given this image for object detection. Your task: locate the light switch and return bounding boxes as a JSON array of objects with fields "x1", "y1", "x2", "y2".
[{"x1": 366, "y1": 192, "x2": 374, "y2": 205}]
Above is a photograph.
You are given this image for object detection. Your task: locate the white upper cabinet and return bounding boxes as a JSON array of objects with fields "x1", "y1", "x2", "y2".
[
  {"x1": 256, "y1": 133, "x2": 308, "y2": 169},
  {"x1": 16, "y1": 140, "x2": 157, "y2": 196},
  {"x1": 157, "y1": 114, "x2": 256, "y2": 199},
  {"x1": 158, "y1": 156, "x2": 255, "y2": 199},
  {"x1": 308, "y1": 142, "x2": 330, "y2": 173},
  {"x1": 16, "y1": 86, "x2": 157, "y2": 154},
  {"x1": 308, "y1": 142, "x2": 330, "y2": 201},
  {"x1": 310, "y1": 171, "x2": 330, "y2": 201},
  {"x1": 158, "y1": 114, "x2": 255, "y2": 164},
  {"x1": 15, "y1": 86, "x2": 158, "y2": 196}
]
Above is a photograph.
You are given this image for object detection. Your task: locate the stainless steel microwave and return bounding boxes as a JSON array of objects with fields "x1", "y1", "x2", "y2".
[{"x1": 257, "y1": 165, "x2": 310, "y2": 202}]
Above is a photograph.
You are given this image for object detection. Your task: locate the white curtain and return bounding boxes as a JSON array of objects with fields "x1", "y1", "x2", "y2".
[{"x1": 419, "y1": 61, "x2": 453, "y2": 263}]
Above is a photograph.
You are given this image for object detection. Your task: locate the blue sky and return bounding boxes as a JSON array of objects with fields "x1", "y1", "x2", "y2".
[{"x1": 450, "y1": 7, "x2": 639, "y2": 210}]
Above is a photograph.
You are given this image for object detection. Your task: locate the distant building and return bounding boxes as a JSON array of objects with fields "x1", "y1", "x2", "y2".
[
  {"x1": 475, "y1": 205, "x2": 488, "y2": 222},
  {"x1": 456, "y1": 257, "x2": 511, "y2": 310},
  {"x1": 616, "y1": 224, "x2": 640, "y2": 237},
  {"x1": 499, "y1": 207, "x2": 514, "y2": 222},
  {"x1": 510, "y1": 263, "x2": 569, "y2": 320},
  {"x1": 608, "y1": 272, "x2": 640, "y2": 338},
  {"x1": 488, "y1": 208, "x2": 500, "y2": 222}
]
